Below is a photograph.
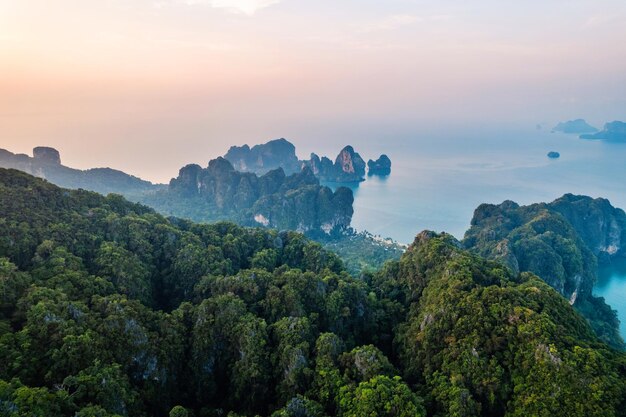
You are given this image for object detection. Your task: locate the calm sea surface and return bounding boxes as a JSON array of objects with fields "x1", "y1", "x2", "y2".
[
  {"x1": 324, "y1": 126, "x2": 626, "y2": 338},
  {"x1": 596, "y1": 259, "x2": 626, "y2": 337}
]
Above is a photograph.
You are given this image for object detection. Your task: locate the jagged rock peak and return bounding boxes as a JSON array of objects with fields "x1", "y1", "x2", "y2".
[{"x1": 335, "y1": 146, "x2": 366, "y2": 177}]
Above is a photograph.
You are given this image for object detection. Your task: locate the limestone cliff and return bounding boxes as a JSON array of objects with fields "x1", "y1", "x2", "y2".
[
  {"x1": 303, "y1": 146, "x2": 367, "y2": 183},
  {"x1": 463, "y1": 195, "x2": 626, "y2": 348},
  {"x1": 224, "y1": 139, "x2": 382, "y2": 183},
  {"x1": 143, "y1": 158, "x2": 354, "y2": 233},
  {"x1": 367, "y1": 154, "x2": 392, "y2": 176},
  {"x1": 224, "y1": 138, "x2": 301, "y2": 175}
]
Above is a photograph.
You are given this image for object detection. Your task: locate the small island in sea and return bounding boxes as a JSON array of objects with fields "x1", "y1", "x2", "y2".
[
  {"x1": 580, "y1": 121, "x2": 626, "y2": 142},
  {"x1": 367, "y1": 154, "x2": 392, "y2": 176},
  {"x1": 552, "y1": 119, "x2": 598, "y2": 134}
]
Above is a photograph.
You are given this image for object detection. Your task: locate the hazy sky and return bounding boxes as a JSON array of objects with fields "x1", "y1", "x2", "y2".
[{"x1": 1, "y1": 0, "x2": 625, "y2": 182}]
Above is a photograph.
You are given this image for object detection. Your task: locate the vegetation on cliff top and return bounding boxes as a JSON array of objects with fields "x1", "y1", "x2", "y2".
[
  {"x1": 0, "y1": 168, "x2": 624, "y2": 417},
  {"x1": 464, "y1": 196, "x2": 626, "y2": 349}
]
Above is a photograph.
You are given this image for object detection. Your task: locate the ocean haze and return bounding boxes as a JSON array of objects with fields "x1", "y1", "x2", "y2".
[{"x1": 1, "y1": 0, "x2": 625, "y2": 177}]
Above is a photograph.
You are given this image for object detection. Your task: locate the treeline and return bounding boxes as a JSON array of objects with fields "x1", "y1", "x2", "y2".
[{"x1": 0, "y1": 169, "x2": 625, "y2": 417}]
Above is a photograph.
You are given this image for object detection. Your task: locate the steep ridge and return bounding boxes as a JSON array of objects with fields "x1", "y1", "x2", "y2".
[{"x1": 464, "y1": 196, "x2": 626, "y2": 348}]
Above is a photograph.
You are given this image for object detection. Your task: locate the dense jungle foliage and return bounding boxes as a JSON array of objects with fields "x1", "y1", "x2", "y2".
[
  {"x1": 464, "y1": 198, "x2": 625, "y2": 349},
  {"x1": 1, "y1": 169, "x2": 625, "y2": 417}
]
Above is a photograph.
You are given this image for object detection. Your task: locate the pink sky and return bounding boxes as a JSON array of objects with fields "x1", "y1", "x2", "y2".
[{"x1": 1, "y1": 0, "x2": 625, "y2": 181}]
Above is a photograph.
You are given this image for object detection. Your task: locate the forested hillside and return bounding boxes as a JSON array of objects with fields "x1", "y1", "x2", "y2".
[
  {"x1": 464, "y1": 197, "x2": 626, "y2": 349},
  {"x1": 0, "y1": 169, "x2": 624, "y2": 417}
]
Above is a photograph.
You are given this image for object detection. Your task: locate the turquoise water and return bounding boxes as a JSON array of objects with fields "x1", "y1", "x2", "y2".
[
  {"x1": 323, "y1": 126, "x2": 626, "y2": 337},
  {"x1": 596, "y1": 260, "x2": 626, "y2": 338},
  {"x1": 337, "y1": 127, "x2": 626, "y2": 243}
]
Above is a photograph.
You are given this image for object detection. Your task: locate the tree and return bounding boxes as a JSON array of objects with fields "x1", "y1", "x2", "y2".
[{"x1": 338, "y1": 376, "x2": 425, "y2": 417}]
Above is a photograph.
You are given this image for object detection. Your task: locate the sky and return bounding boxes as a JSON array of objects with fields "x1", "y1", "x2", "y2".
[{"x1": 1, "y1": 0, "x2": 625, "y2": 182}]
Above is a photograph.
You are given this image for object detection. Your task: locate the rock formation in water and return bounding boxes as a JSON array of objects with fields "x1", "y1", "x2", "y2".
[
  {"x1": 580, "y1": 121, "x2": 626, "y2": 142},
  {"x1": 224, "y1": 139, "x2": 382, "y2": 183},
  {"x1": 332, "y1": 146, "x2": 367, "y2": 182},
  {"x1": 0, "y1": 146, "x2": 160, "y2": 197},
  {"x1": 367, "y1": 154, "x2": 392, "y2": 176},
  {"x1": 224, "y1": 138, "x2": 301, "y2": 175},
  {"x1": 553, "y1": 119, "x2": 598, "y2": 134},
  {"x1": 463, "y1": 195, "x2": 626, "y2": 349},
  {"x1": 303, "y1": 146, "x2": 367, "y2": 183},
  {"x1": 142, "y1": 157, "x2": 354, "y2": 233}
]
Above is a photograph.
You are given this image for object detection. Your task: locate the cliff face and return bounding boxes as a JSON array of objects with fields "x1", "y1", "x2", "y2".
[
  {"x1": 33, "y1": 146, "x2": 62, "y2": 165},
  {"x1": 463, "y1": 195, "x2": 625, "y2": 348},
  {"x1": 224, "y1": 138, "x2": 301, "y2": 175},
  {"x1": 303, "y1": 146, "x2": 367, "y2": 183},
  {"x1": 464, "y1": 200, "x2": 595, "y2": 297},
  {"x1": 145, "y1": 158, "x2": 354, "y2": 233},
  {"x1": 0, "y1": 147, "x2": 160, "y2": 197},
  {"x1": 549, "y1": 194, "x2": 626, "y2": 261}
]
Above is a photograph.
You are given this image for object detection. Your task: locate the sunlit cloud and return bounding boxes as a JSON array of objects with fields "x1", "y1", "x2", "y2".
[{"x1": 172, "y1": 0, "x2": 281, "y2": 15}]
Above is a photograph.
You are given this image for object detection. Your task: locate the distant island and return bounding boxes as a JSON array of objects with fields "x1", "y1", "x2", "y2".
[
  {"x1": 580, "y1": 121, "x2": 626, "y2": 141},
  {"x1": 552, "y1": 119, "x2": 598, "y2": 134},
  {"x1": 367, "y1": 154, "x2": 392, "y2": 176},
  {"x1": 547, "y1": 151, "x2": 560, "y2": 159},
  {"x1": 224, "y1": 138, "x2": 391, "y2": 183}
]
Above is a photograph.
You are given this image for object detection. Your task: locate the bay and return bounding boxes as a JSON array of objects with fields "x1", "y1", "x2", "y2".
[{"x1": 324, "y1": 125, "x2": 626, "y2": 337}]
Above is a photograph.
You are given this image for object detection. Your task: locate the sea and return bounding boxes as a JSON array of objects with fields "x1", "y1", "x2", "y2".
[{"x1": 322, "y1": 125, "x2": 626, "y2": 338}]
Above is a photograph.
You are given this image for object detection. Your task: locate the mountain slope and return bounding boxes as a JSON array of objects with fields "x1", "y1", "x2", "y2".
[
  {"x1": 0, "y1": 169, "x2": 624, "y2": 417},
  {"x1": 463, "y1": 196, "x2": 626, "y2": 348}
]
